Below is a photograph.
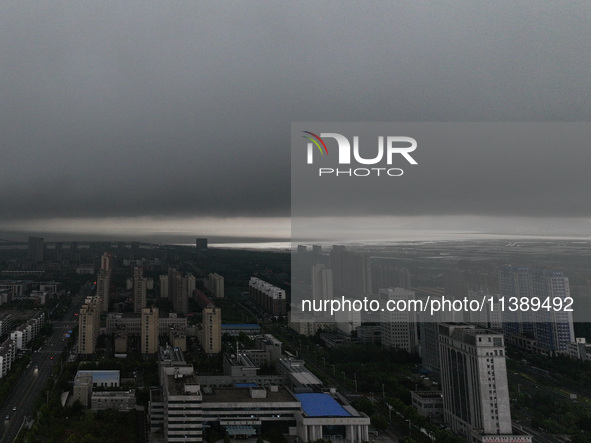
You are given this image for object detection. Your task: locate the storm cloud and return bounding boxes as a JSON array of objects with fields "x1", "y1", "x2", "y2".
[{"x1": 1, "y1": 2, "x2": 590, "y2": 237}]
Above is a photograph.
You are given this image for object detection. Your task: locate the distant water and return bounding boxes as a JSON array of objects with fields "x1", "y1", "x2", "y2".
[{"x1": 178, "y1": 241, "x2": 291, "y2": 251}]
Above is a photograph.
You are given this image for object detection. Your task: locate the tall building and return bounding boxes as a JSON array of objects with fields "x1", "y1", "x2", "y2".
[
  {"x1": 248, "y1": 278, "x2": 286, "y2": 316},
  {"x1": 311, "y1": 264, "x2": 333, "y2": 302},
  {"x1": 78, "y1": 296, "x2": 101, "y2": 355},
  {"x1": 334, "y1": 299, "x2": 362, "y2": 335},
  {"x1": 499, "y1": 266, "x2": 574, "y2": 354},
  {"x1": 468, "y1": 289, "x2": 503, "y2": 331},
  {"x1": 438, "y1": 323, "x2": 531, "y2": 443},
  {"x1": 159, "y1": 275, "x2": 168, "y2": 298},
  {"x1": 97, "y1": 270, "x2": 112, "y2": 312},
  {"x1": 28, "y1": 236, "x2": 44, "y2": 262},
  {"x1": 100, "y1": 252, "x2": 113, "y2": 271},
  {"x1": 141, "y1": 307, "x2": 159, "y2": 355},
  {"x1": 206, "y1": 273, "x2": 225, "y2": 298},
  {"x1": 133, "y1": 267, "x2": 147, "y2": 314},
  {"x1": 379, "y1": 288, "x2": 418, "y2": 354},
  {"x1": 330, "y1": 246, "x2": 372, "y2": 297},
  {"x1": 201, "y1": 306, "x2": 222, "y2": 354},
  {"x1": 98, "y1": 252, "x2": 113, "y2": 312},
  {"x1": 180, "y1": 274, "x2": 195, "y2": 315},
  {"x1": 167, "y1": 268, "x2": 184, "y2": 314},
  {"x1": 371, "y1": 262, "x2": 411, "y2": 292}
]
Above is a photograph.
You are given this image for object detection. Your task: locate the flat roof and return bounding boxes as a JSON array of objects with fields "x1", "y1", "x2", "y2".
[
  {"x1": 291, "y1": 372, "x2": 323, "y2": 386},
  {"x1": 204, "y1": 387, "x2": 297, "y2": 404},
  {"x1": 222, "y1": 324, "x2": 261, "y2": 329},
  {"x1": 77, "y1": 370, "x2": 120, "y2": 383},
  {"x1": 226, "y1": 426, "x2": 256, "y2": 436},
  {"x1": 295, "y1": 393, "x2": 352, "y2": 417}
]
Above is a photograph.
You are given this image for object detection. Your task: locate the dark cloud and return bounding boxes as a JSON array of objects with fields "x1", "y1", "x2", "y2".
[{"x1": 1, "y1": 2, "x2": 590, "y2": 223}]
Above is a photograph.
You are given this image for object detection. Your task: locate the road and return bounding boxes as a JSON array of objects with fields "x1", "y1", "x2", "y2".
[{"x1": 0, "y1": 286, "x2": 87, "y2": 443}]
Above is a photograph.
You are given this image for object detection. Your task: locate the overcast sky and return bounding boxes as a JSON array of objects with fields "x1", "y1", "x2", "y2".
[{"x1": 1, "y1": 1, "x2": 590, "y2": 242}]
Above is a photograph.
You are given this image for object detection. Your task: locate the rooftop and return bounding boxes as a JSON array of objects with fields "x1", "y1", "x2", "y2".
[
  {"x1": 77, "y1": 370, "x2": 120, "y2": 384},
  {"x1": 203, "y1": 386, "x2": 297, "y2": 404},
  {"x1": 295, "y1": 393, "x2": 352, "y2": 417},
  {"x1": 222, "y1": 324, "x2": 261, "y2": 329}
]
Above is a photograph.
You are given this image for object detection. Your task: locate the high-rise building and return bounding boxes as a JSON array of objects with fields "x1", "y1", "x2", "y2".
[
  {"x1": 98, "y1": 253, "x2": 113, "y2": 312},
  {"x1": 206, "y1": 273, "x2": 225, "y2": 298},
  {"x1": 28, "y1": 236, "x2": 44, "y2": 262},
  {"x1": 248, "y1": 278, "x2": 286, "y2": 316},
  {"x1": 311, "y1": 264, "x2": 333, "y2": 302},
  {"x1": 499, "y1": 266, "x2": 574, "y2": 354},
  {"x1": 180, "y1": 274, "x2": 195, "y2": 314},
  {"x1": 468, "y1": 290, "x2": 503, "y2": 331},
  {"x1": 438, "y1": 323, "x2": 531, "y2": 443},
  {"x1": 334, "y1": 299, "x2": 361, "y2": 335},
  {"x1": 201, "y1": 306, "x2": 221, "y2": 354},
  {"x1": 134, "y1": 267, "x2": 147, "y2": 314},
  {"x1": 141, "y1": 307, "x2": 159, "y2": 354},
  {"x1": 78, "y1": 296, "x2": 101, "y2": 355},
  {"x1": 379, "y1": 288, "x2": 418, "y2": 354},
  {"x1": 330, "y1": 246, "x2": 372, "y2": 297},
  {"x1": 159, "y1": 275, "x2": 168, "y2": 298},
  {"x1": 100, "y1": 252, "x2": 113, "y2": 271},
  {"x1": 167, "y1": 268, "x2": 185, "y2": 314},
  {"x1": 97, "y1": 270, "x2": 112, "y2": 312}
]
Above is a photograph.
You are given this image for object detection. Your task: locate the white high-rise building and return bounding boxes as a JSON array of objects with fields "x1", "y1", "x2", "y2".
[
  {"x1": 311, "y1": 264, "x2": 333, "y2": 302},
  {"x1": 438, "y1": 323, "x2": 531, "y2": 443},
  {"x1": 206, "y1": 273, "x2": 225, "y2": 298},
  {"x1": 499, "y1": 266, "x2": 574, "y2": 354},
  {"x1": 379, "y1": 288, "x2": 418, "y2": 354}
]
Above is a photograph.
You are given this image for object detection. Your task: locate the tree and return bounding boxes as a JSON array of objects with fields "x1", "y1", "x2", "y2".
[{"x1": 351, "y1": 397, "x2": 374, "y2": 416}]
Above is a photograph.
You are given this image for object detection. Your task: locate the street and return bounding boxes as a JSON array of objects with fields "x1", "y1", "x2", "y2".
[{"x1": 0, "y1": 287, "x2": 86, "y2": 443}]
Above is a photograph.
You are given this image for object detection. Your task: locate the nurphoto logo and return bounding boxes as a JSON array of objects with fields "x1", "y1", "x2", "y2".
[{"x1": 303, "y1": 131, "x2": 418, "y2": 177}]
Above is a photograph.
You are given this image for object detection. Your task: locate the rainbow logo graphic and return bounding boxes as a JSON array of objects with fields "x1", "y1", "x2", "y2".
[{"x1": 302, "y1": 131, "x2": 328, "y2": 155}]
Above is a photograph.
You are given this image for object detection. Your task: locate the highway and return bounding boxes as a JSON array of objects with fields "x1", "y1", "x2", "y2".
[{"x1": 0, "y1": 286, "x2": 87, "y2": 443}]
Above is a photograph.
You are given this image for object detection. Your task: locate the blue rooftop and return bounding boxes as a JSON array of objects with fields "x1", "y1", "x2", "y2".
[
  {"x1": 295, "y1": 393, "x2": 352, "y2": 417},
  {"x1": 77, "y1": 370, "x2": 120, "y2": 384},
  {"x1": 234, "y1": 383, "x2": 258, "y2": 388}
]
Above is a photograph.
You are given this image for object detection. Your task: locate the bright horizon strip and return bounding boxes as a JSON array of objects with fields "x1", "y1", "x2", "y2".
[{"x1": 302, "y1": 131, "x2": 328, "y2": 154}]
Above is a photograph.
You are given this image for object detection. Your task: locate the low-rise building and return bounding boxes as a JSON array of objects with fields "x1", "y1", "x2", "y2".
[
  {"x1": 568, "y1": 338, "x2": 591, "y2": 361},
  {"x1": 91, "y1": 390, "x2": 136, "y2": 411},
  {"x1": 149, "y1": 346, "x2": 370, "y2": 442},
  {"x1": 411, "y1": 391, "x2": 444, "y2": 422}
]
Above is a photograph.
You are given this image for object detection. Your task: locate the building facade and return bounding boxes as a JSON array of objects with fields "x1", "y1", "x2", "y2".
[
  {"x1": 200, "y1": 306, "x2": 222, "y2": 354},
  {"x1": 78, "y1": 296, "x2": 101, "y2": 355},
  {"x1": 141, "y1": 307, "x2": 160, "y2": 354},
  {"x1": 438, "y1": 323, "x2": 531, "y2": 443}
]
